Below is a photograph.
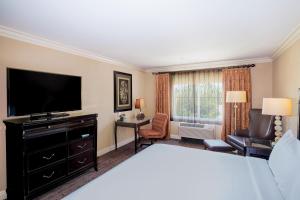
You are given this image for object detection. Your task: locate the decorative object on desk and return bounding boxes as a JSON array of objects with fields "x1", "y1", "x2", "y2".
[
  {"x1": 118, "y1": 113, "x2": 126, "y2": 121},
  {"x1": 135, "y1": 98, "x2": 145, "y2": 120},
  {"x1": 226, "y1": 91, "x2": 247, "y2": 133},
  {"x1": 114, "y1": 71, "x2": 132, "y2": 112},
  {"x1": 262, "y1": 98, "x2": 292, "y2": 144}
]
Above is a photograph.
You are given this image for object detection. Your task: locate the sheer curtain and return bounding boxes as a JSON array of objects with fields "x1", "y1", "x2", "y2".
[{"x1": 171, "y1": 69, "x2": 223, "y2": 124}]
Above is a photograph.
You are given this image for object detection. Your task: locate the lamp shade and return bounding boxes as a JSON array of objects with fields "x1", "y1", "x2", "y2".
[
  {"x1": 135, "y1": 98, "x2": 145, "y2": 109},
  {"x1": 262, "y1": 98, "x2": 292, "y2": 116},
  {"x1": 226, "y1": 91, "x2": 247, "y2": 103}
]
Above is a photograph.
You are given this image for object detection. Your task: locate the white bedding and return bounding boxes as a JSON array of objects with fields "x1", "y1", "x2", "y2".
[{"x1": 64, "y1": 144, "x2": 284, "y2": 200}]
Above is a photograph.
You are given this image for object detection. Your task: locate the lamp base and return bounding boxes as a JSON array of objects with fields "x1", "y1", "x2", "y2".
[
  {"x1": 274, "y1": 115, "x2": 283, "y2": 143},
  {"x1": 136, "y1": 112, "x2": 145, "y2": 120}
]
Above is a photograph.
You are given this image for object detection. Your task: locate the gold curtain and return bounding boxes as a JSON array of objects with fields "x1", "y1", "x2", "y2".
[
  {"x1": 221, "y1": 67, "x2": 252, "y2": 140},
  {"x1": 155, "y1": 73, "x2": 170, "y2": 138}
]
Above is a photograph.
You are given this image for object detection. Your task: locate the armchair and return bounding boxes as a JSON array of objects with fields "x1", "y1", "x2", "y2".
[
  {"x1": 138, "y1": 113, "x2": 168, "y2": 146},
  {"x1": 227, "y1": 109, "x2": 275, "y2": 155}
]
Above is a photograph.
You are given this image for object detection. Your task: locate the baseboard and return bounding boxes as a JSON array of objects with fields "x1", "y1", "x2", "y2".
[
  {"x1": 97, "y1": 137, "x2": 135, "y2": 157},
  {"x1": 97, "y1": 134, "x2": 181, "y2": 157},
  {"x1": 170, "y1": 134, "x2": 181, "y2": 140},
  {"x1": 0, "y1": 190, "x2": 7, "y2": 200}
]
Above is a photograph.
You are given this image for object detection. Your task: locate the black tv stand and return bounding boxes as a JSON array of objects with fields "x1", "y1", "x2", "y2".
[
  {"x1": 3, "y1": 113, "x2": 98, "y2": 199},
  {"x1": 30, "y1": 112, "x2": 70, "y2": 121}
]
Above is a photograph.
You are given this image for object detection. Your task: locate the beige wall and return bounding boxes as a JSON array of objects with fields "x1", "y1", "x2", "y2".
[
  {"x1": 273, "y1": 39, "x2": 300, "y2": 137},
  {"x1": 170, "y1": 62, "x2": 273, "y2": 138},
  {"x1": 251, "y1": 62, "x2": 273, "y2": 108},
  {"x1": 0, "y1": 36, "x2": 155, "y2": 192}
]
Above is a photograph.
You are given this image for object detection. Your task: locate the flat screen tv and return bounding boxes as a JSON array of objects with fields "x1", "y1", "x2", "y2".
[{"x1": 7, "y1": 68, "x2": 82, "y2": 117}]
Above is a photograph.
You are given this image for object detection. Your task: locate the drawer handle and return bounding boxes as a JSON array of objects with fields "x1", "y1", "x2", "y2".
[
  {"x1": 42, "y1": 171, "x2": 55, "y2": 179},
  {"x1": 81, "y1": 134, "x2": 90, "y2": 139},
  {"x1": 77, "y1": 158, "x2": 87, "y2": 164},
  {"x1": 42, "y1": 153, "x2": 55, "y2": 160},
  {"x1": 77, "y1": 143, "x2": 87, "y2": 149}
]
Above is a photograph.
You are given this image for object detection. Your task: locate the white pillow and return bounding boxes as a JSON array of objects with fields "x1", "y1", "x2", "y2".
[{"x1": 268, "y1": 129, "x2": 300, "y2": 200}]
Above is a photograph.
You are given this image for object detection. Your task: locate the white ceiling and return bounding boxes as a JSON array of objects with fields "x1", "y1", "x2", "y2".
[{"x1": 0, "y1": 0, "x2": 300, "y2": 69}]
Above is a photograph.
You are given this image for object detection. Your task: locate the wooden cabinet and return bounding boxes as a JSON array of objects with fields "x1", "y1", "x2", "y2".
[{"x1": 3, "y1": 113, "x2": 98, "y2": 200}]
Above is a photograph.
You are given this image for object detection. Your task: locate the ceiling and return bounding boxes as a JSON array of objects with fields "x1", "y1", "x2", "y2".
[{"x1": 0, "y1": 0, "x2": 300, "y2": 69}]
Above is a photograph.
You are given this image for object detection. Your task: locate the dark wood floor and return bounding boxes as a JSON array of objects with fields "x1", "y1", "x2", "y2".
[{"x1": 35, "y1": 138, "x2": 204, "y2": 200}]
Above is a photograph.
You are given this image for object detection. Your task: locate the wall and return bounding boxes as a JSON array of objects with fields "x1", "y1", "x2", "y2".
[
  {"x1": 170, "y1": 62, "x2": 273, "y2": 138},
  {"x1": 0, "y1": 36, "x2": 155, "y2": 193},
  {"x1": 273, "y1": 39, "x2": 300, "y2": 137},
  {"x1": 251, "y1": 62, "x2": 273, "y2": 108}
]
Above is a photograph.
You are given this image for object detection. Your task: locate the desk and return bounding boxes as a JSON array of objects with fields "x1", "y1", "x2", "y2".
[{"x1": 114, "y1": 118, "x2": 150, "y2": 153}]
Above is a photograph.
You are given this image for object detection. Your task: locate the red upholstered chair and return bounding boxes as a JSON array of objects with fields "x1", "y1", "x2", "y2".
[{"x1": 138, "y1": 113, "x2": 168, "y2": 146}]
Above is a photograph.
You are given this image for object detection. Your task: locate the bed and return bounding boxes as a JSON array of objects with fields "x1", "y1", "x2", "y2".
[{"x1": 63, "y1": 143, "x2": 285, "y2": 200}]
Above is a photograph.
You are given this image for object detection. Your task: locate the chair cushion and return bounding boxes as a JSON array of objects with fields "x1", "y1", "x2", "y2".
[
  {"x1": 139, "y1": 129, "x2": 164, "y2": 139},
  {"x1": 248, "y1": 109, "x2": 275, "y2": 140},
  {"x1": 152, "y1": 113, "x2": 168, "y2": 137},
  {"x1": 204, "y1": 139, "x2": 235, "y2": 152}
]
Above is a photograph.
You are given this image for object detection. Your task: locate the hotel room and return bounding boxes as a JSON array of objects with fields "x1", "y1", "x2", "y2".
[{"x1": 0, "y1": 1, "x2": 300, "y2": 200}]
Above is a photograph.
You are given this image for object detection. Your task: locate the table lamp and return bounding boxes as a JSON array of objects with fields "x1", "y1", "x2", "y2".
[
  {"x1": 262, "y1": 98, "x2": 292, "y2": 143},
  {"x1": 135, "y1": 98, "x2": 145, "y2": 120},
  {"x1": 226, "y1": 91, "x2": 247, "y2": 133}
]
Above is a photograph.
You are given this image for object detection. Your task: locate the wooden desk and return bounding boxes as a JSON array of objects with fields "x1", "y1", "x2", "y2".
[{"x1": 114, "y1": 118, "x2": 150, "y2": 153}]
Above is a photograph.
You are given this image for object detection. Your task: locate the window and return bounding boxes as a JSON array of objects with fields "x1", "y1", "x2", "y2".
[{"x1": 171, "y1": 69, "x2": 223, "y2": 124}]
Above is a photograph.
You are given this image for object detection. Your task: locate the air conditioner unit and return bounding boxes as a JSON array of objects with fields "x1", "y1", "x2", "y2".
[{"x1": 178, "y1": 122, "x2": 216, "y2": 140}]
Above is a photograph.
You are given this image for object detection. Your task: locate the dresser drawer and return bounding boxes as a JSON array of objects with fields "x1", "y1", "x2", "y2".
[
  {"x1": 25, "y1": 132, "x2": 66, "y2": 152},
  {"x1": 69, "y1": 137, "x2": 94, "y2": 156},
  {"x1": 69, "y1": 150, "x2": 94, "y2": 173},
  {"x1": 28, "y1": 163, "x2": 66, "y2": 192},
  {"x1": 68, "y1": 126, "x2": 95, "y2": 141},
  {"x1": 28, "y1": 146, "x2": 67, "y2": 171}
]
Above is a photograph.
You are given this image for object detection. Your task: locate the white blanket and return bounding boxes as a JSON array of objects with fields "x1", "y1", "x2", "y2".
[{"x1": 64, "y1": 144, "x2": 284, "y2": 200}]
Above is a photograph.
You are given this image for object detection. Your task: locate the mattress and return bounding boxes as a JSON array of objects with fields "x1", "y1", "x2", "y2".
[{"x1": 63, "y1": 144, "x2": 284, "y2": 200}]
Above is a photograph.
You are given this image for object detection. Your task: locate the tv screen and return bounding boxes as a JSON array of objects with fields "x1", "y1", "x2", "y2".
[{"x1": 7, "y1": 68, "x2": 82, "y2": 116}]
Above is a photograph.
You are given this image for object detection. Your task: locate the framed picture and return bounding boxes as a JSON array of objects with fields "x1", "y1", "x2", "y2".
[{"x1": 114, "y1": 71, "x2": 132, "y2": 112}]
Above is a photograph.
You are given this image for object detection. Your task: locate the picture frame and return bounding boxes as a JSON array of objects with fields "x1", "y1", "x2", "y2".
[{"x1": 114, "y1": 71, "x2": 132, "y2": 112}]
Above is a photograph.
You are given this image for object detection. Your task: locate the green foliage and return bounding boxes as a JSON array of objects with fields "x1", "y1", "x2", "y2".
[{"x1": 172, "y1": 82, "x2": 223, "y2": 122}]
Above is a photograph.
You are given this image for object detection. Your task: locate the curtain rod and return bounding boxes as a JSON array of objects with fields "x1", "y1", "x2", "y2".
[{"x1": 152, "y1": 64, "x2": 255, "y2": 74}]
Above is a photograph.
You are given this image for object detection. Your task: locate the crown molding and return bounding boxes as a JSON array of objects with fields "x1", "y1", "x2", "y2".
[
  {"x1": 273, "y1": 24, "x2": 300, "y2": 59},
  {"x1": 0, "y1": 25, "x2": 144, "y2": 72},
  {"x1": 146, "y1": 57, "x2": 273, "y2": 73}
]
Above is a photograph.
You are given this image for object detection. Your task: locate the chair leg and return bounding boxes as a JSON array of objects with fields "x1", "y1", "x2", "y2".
[{"x1": 139, "y1": 138, "x2": 155, "y2": 148}]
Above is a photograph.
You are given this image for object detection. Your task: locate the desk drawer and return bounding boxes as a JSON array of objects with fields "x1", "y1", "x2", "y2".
[
  {"x1": 69, "y1": 150, "x2": 93, "y2": 173},
  {"x1": 28, "y1": 163, "x2": 66, "y2": 192},
  {"x1": 28, "y1": 146, "x2": 67, "y2": 171}
]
